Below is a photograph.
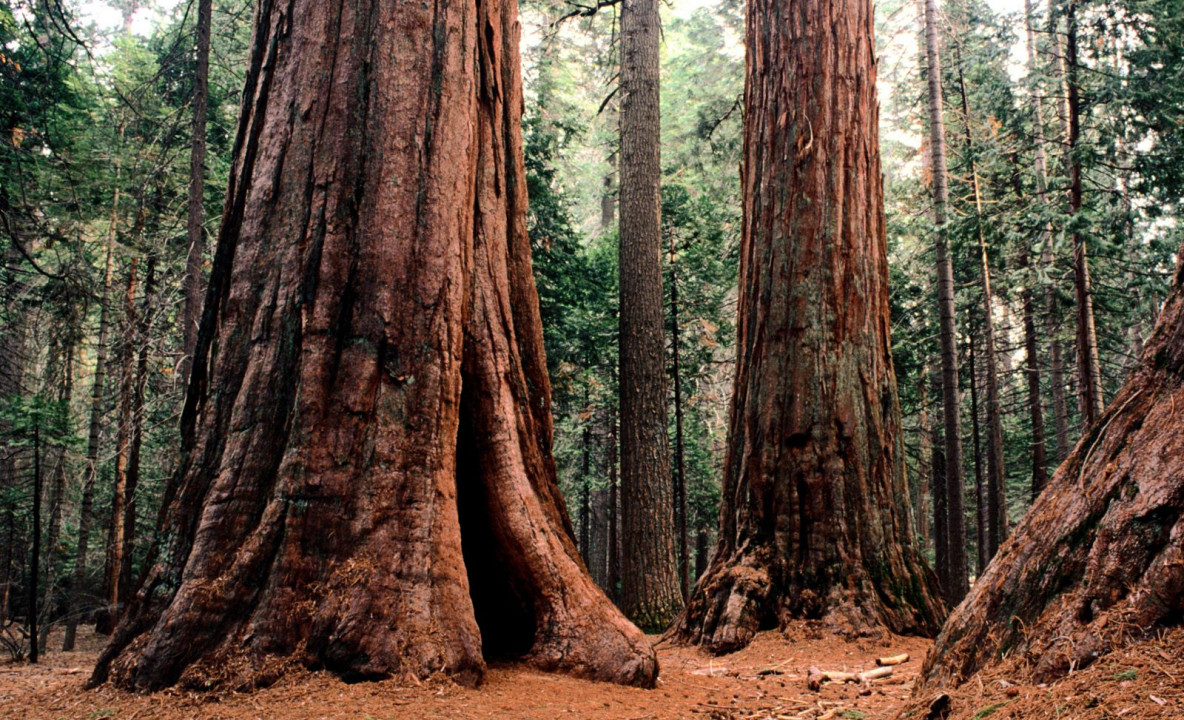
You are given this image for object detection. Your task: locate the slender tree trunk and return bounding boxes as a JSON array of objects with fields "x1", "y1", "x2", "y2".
[
  {"x1": 673, "y1": 0, "x2": 945, "y2": 652},
  {"x1": 923, "y1": 0, "x2": 969, "y2": 603},
  {"x1": 1065, "y1": 0, "x2": 1105, "y2": 428},
  {"x1": 579, "y1": 389, "x2": 592, "y2": 562},
  {"x1": 39, "y1": 337, "x2": 75, "y2": 653},
  {"x1": 929, "y1": 367, "x2": 950, "y2": 596},
  {"x1": 922, "y1": 241, "x2": 1184, "y2": 688},
  {"x1": 28, "y1": 422, "x2": 41, "y2": 663},
  {"x1": 119, "y1": 257, "x2": 155, "y2": 611},
  {"x1": 618, "y1": 0, "x2": 681, "y2": 631},
  {"x1": 64, "y1": 202, "x2": 118, "y2": 652},
  {"x1": 601, "y1": 150, "x2": 617, "y2": 234},
  {"x1": 607, "y1": 407, "x2": 621, "y2": 603},
  {"x1": 90, "y1": 0, "x2": 655, "y2": 691},
  {"x1": 694, "y1": 526, "x2": 709, "y2": 581},
  {"x1": 180, "y1": 0, "x2": 212, "y2": 382},
  {"x1": 1021, "y1": 0, "x2": 1052, "y2": 488},
  {"x1": 101, "y1": 258, "x2": 139, "y2": 634},
  {"x1": 955, "y1": 61, "x2": 1008, "y2": 557},
  {"x1": 916, "y1": 381, "x2": 932, "y2": 552},
  {"x1": 968, "y1": 336, "x2": 988, "y2": 575},
  {"x1": 668, "y1": 230, "x2": 690, "y2": 602}
]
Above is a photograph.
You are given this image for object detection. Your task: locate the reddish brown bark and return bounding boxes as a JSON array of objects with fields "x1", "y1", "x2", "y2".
[
  {"x1": 100, "y1": 257, "x2": 139, "y2": 634},
  {"x1": 920, "y1": 245, "x2": 1184, "y2": 688},
  {"x1": 89, "y1": 0, "x2": 655, "y2": 692},
  {"x1": 670, "y1": 0, "x2": 945, "y2": 653}
]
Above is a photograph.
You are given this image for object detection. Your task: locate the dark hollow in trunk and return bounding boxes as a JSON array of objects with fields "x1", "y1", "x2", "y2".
[
  {"x1": 920, "y1": 245, "x2": 1184, "y2": 689},
  {"x1": 669, "y1": 0, "x2": 945, "y2": 654},
  {"x1": 88, "y1": 0, "x2": 655, "y2": 692}
]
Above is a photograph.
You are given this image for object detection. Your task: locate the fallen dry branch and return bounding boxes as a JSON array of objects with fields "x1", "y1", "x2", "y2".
[
  {"x1": 807, "y1": 665, "x2": 893, "y2": 691},
  {"x1": 876, "y1": 653, "x2": 910, "y2": 666}
]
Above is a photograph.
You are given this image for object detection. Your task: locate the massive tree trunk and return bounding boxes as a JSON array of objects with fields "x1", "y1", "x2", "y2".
[
  {"x1": 923, "y1": 0, "x2": 969, "y2": 604},
  {"x1": 921, "y1": 243, "x2": 1184, "y2": 688},
  {"x1": 618, "y1": 0, "x2": 682, "y2": 631},
  {"x1": 670, "y1": 0, "x2": 945, "y2": 654},
  {"x1": 89, "y1": 0, "x2": 655, "y2": 692},
  {"x1": 180, "y1": 0, "x2": 212, "y2": 382}
]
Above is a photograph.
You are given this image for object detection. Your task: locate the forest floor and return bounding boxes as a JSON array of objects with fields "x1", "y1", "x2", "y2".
[{"x1": 2, "y1": 623, "x2": 1181, "y2": 720}]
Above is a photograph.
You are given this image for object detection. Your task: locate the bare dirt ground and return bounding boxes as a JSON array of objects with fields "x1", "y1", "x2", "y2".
[{"x1": 2, "y1": 623, "x2": 1181, "y2": 720}]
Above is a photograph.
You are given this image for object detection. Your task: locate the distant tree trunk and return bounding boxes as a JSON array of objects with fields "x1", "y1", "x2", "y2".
[
  {"x1": 607, "y1": 407, "x2": 621, "y2": 603},
  {"x1": 601, "y1": 149, "x2": 617, "y2": 234},
  {"x1": 89, "y1": 0, "x2": 655, "y2": 692},
  {"x1": 1021, "y1": 285, "x2": 1049, "y2": 498},
  {"x1": 916, "y1": 381, "x2": 932, "y2": 552},
  {"x1": 100, "y1": 258, "x2": 139, "y2": 635},
  {"x1": 672, "y1": 0, "x2": 945, "y2": 653},
  {"x1": 668, "y1": 230, "x2": 690, "y2": 602},
  {"x1": 64, "y1": 214, "x2": 118, "y2": 652},
  {"x1": 180, "y1": 0, "x2": 212, "y2": 382},
  {"x1": 1046, "y1": 8, "x2": 1074, "y2": 462},
  {"x1": 955, "y1": 61, "x2": 1007, "y2": 558},
  {"x1": 39, "y1": 336, "x2": 75, "y2": 652},
  {"x1": 1065, "y1": 0, "x2": 1104, "y2": 428},
  {"x1": 923, "y1": 0, "x2": 969, "y2": 603},
  {"x1": 1021, "y1": 0, "x2": 1051, "y2": 493},
  {"x1": 968, "y1": 336, "x2": 988, "y2": 575},
  {"x1": 119, "y1": 257, "x2": 155, "y2": 612},
  {"x1": 921, "y1": 242, "x2": 1184, "y2": 688},
  {"x1": 694, "y1": 526, "x2": 709, "y2": 581},
  {"x1": 579, "y1": 391, "x2": 592, "y2": 562},
  {"x1": 929, "y1": 367, "x2": 950, "y2": 595},
  {"x1": 28, "y1": 421, "x2": 41, "y2": 663},
  {"x1": 618, "y1": 0, "x2": 681, "y2": 631}
]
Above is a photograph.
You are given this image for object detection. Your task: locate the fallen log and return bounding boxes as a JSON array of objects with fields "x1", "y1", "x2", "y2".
[
  {"x1": 876, "y1": 653, "x2": 910, "y2": 666},
  {"x1": 806, "y1": 665, "x2": 894, "y2": 691}
]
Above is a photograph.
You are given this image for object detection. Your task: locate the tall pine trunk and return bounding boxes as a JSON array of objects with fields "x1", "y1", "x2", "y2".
[
  {"x1": 672, "y1": 0, "x2": 944, "y2": 653},
  {"x1": 101, "y1": 257, "x2": 139, "y2": 634},
  {"x1": 669, "y1": 230, "x2": 690, "y2": 602},
  {"x1": 90, "y1": 0, "x2": 655, "y2": 691},
  {"x1": 618, "y1": 0, "x2": 682, "y2": 631},
  {"x1": 923, "y1": 0, "x2": 969, "y2": 603},
  {"x1": 955, "y1": 61, "x2": 1007, "y2": 558},
  {"x1": 1021, "y1": 0, "x2": 1052, "y2": 491},
  {"x1": 1065, "y1": 0, "x2": 1104, "y2": 427}
]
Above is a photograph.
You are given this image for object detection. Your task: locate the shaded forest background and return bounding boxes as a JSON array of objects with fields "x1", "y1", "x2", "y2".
[{"x1": 1, "y1": 0, "x2": 1181, "y2": 656}]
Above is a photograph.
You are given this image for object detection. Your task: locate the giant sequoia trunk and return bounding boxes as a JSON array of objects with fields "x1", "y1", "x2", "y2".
[
  {"x1": 89, "y1": 0, "x2": 655, "y2": 692},
  {"x1": 920, "y1": 243, "x2": 1184, "y2": 688},
  {"x1": 670, "y1": 0, "x2": 945, "y2": 654}
]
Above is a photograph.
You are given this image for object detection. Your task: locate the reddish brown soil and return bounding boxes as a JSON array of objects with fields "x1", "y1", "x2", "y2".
[
  {"x1": 5, "y1": 624, "x2": 1181, "y2": 719},
  {"x1": 6, "y1": 624, "x2": 926, "y2": 720}
]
